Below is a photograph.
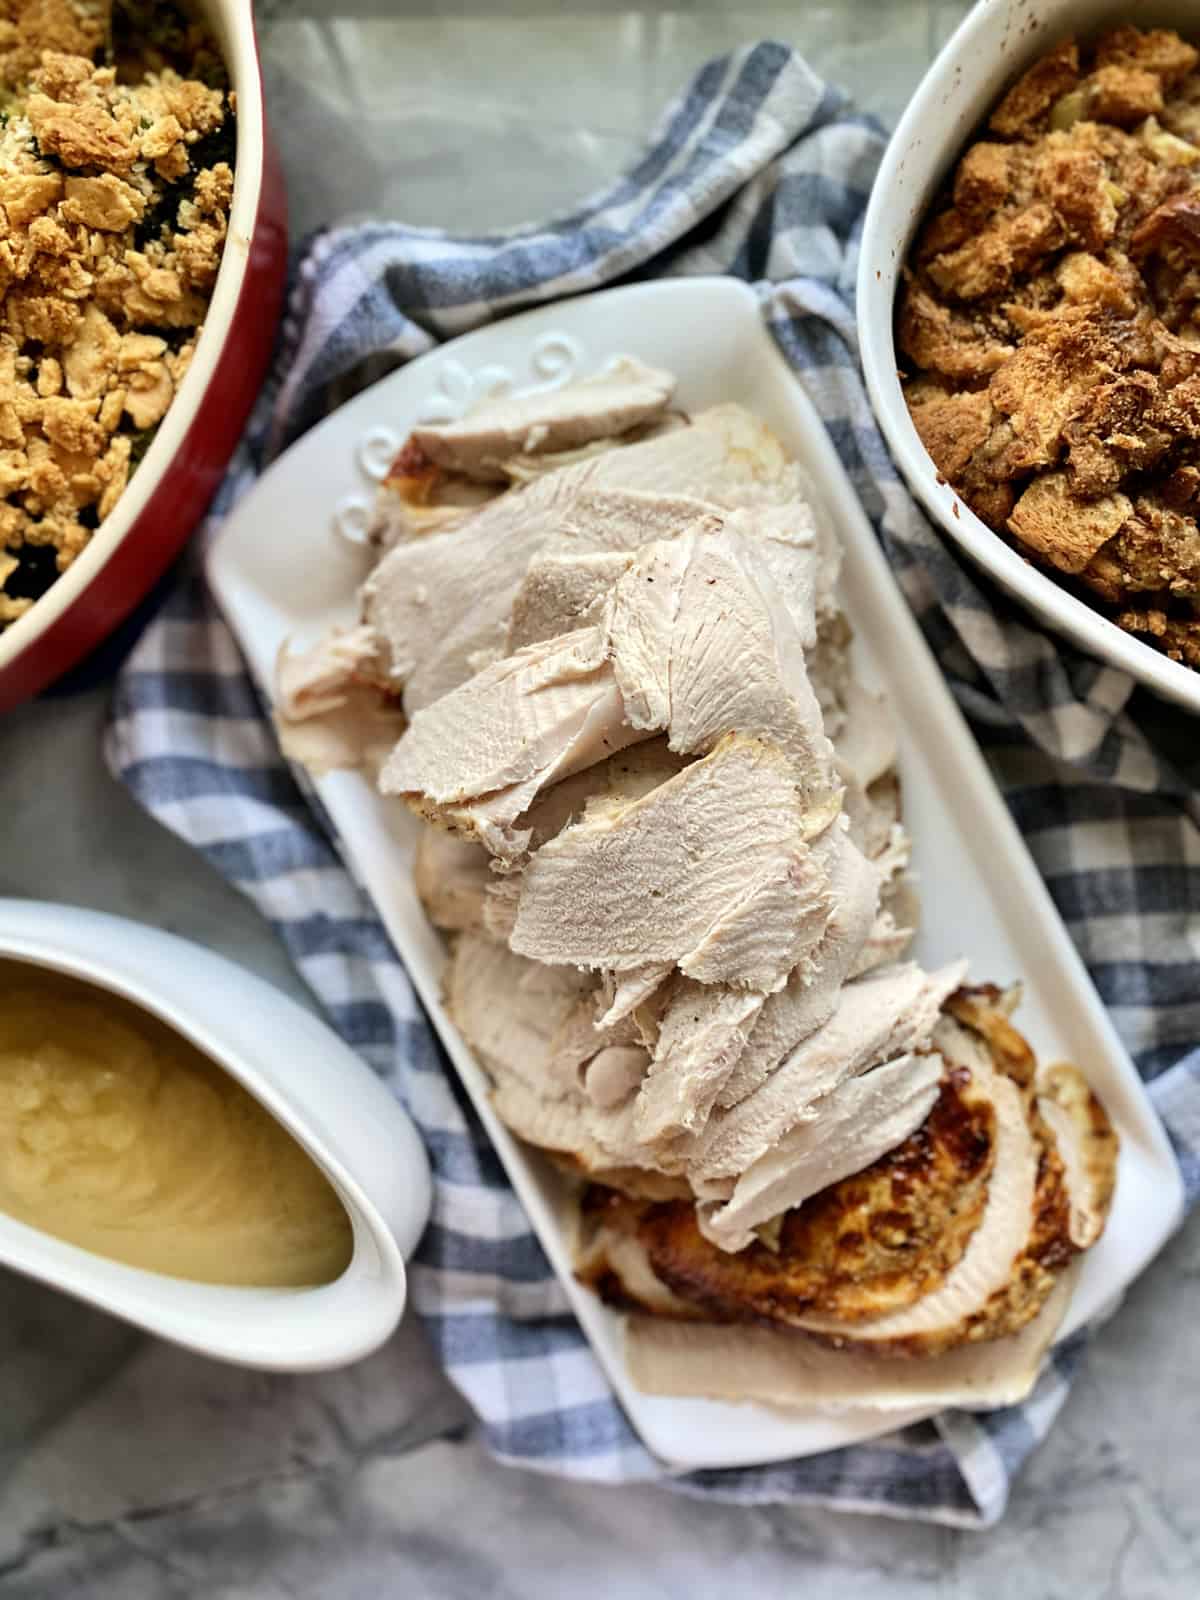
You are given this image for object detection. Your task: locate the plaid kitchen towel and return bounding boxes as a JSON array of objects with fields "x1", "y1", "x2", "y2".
[{"x1": 106, "y1": 42, "x2": 1200, "y2": 1528}]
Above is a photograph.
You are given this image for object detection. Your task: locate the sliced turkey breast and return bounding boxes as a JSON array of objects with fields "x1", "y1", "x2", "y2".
[
  {"x1": 488, "y1": 1072, "x2": 650, "y2": 1176},
  {"x1": 594, "y1": 961, "x2": 676, "y2": 1030},
  {"x1": 790, "y1": 1005, "x2": 1072, "y2": 1357},
  {"x1": 406, "y1": 375, "x2": 1120, "y2": 1392},
  {"x1": 537, "y1": 987, "x2": 649, "y2": 1100},
  {"x1": 579, "y1": 402, "x2": 803, "y2": 506},
  {"x1": 274, "y1": 692, "x2": 405, "y2": 779},
  {"x1": 363, "y1": 478, "x2": 708, "y2": 717},
  {"x1": 364, "y1": 404, "x2": 802, "y2": 715},
  {"x1": 530, "y1": 486, "x2": 723, "y2": 563},
  {"x1": 369, "y1": 443, "x2": 498, "y2": 549},
  {"x1": 593, "y1": 1061, "x2": 996, "y2": 1325},
  {"x1": 563, "y1": 985, "x2": 1114, "y2": 1371},
  {"x1": 510, "y1": 735, "x2": 834, "y2": 992},
  {"x1": 849, "y1": 908, "x2": 917, "y2": 978},
  {"x1": 1036, "y1": 1062, "x2": 1119, "y2": 1249},
  {"x1": 380, "y1": 627, "x2": 644, "y2": 857},
  {"x1": 834, "y1": 680, "x2": 898, "y2": 791},
  {"x1": 690, "y1": 961, "x2": 967, "y2": 1185},
  {"x1": 675, "y1": 838, "x2": 835, "y2": 988},
  {"x1": 805, "y1": 610, "x2": 854, "y2": 738},
  {"x1": 716, "y1": 822, "x2": 885, "y2": 1110},
  {"x1": 555, "y1": 1155, "x2": 692, "y2": 1203},
  {"x1": 722, "y1": 501, "x2": 841, "y2": 652},
  {"x1": 443, "y1": 932, "x2": 596, "y2": 1095},
  {"x1": 574, "y1": 1187, "x2": 704, "y2": 1318},
  {"x1": 386, "y1": 513, "x2": 842, "y2": 860},
  {"x1": 498, "y1": 416, "x2": 686, "y2": 487},
  {"x1": 504, "y1": 486, "x2": 724, "y2": 654},
  {"x1": 696, "y1": 1050, "x2": 946, "y2": 1252},
  {"x1": 844, "y1": 770, "x2": 902, "y2": 862},
  {"x1": 882, "y1": 868, "x2": 921, "y2": 931},
  {"x1": 606, "y1": 522, "x2": 838, "y2": 808},
  {"x1": 273, "y1": 625, "x2": 405, "y2": 776},
  {"x1": 629, "y1": 822, "x2": 885, "y2": 1146},
  {"x1": 507, "y1": 550, "x2": 633, "y2": 651},
  {"x1": 634, "y1": 983, "x2": 766, "y2": 1147},
  {"x1": 413, "y1": 827, "x2": 493, "y2": 933},
  {"x1": 578, "y1": 1238, "x2": 703, "y2": 1320},
  {"x1": 363, "y1": 465, "x2": 581, "y2": 711},
  {"x1": 516, "y1": 738, "x2": 689, "y2": 857},
  {"x1": 408, "y1": 357, "x2": 676, "y2": 481},
  {"x1": 276, "y1": 624, "x2": 383, "y2": 719},
  {"x1": 583, "y1": 1045, "x2": 651, "y2": 1110},
  {"x1": 480, "y1": 873, "x2": 522, "y2": 943},
  {"x1": 446, "y1": 935, "x2": 661, "y2": 1174}
]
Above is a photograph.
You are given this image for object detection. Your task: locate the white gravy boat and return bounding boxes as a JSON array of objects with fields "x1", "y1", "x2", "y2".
[{"x1": 0, "y1": 900, "x2": 431, "y2": 1371}]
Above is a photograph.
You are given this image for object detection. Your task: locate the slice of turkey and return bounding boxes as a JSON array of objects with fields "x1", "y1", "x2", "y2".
[
  {"x1": 502, "y1": 486, "x2": 827, "y2": 654},
  {"x1": 363, "y1": 483, "x2": 710, "y2": 716},
  {"x1": 504, "y1": 488, "x2": 722, "y2": 649},
  {"x1": 577, "y1": 1233, "x2": 703, "y2": 1320},
  {"x1": 414, "y1": 827, "x2": 493, "y2": 933},
  {"x1": 443, "y1": 932, "x2": 596, "y2": 1095},
  {"x1": 273, "y1": 626, "x2": 404, "y2": 775},
  {"x1": 409, "y1": 357, "x2": 676, "y2": 481},
  {"x1": 789, "y1": 1016, "x2": 1040, "y2": 1353},
  {"x1": 497, "y1": 417, "x2": 685, "y2": 487},
  {"x1": 364, "y1": 404, "x2": 804, "y2": 714},
  {"x1": 715, "y1": 821, "x2": 886, "y2": 1110},
  {"x1": 695, "y1": 1050, "x2": 946, "y2": 1252},
  {"x1": 274, "y1": 693, "x2": 405, "y2": 779},
  {"x1": 507, "y1": 550, "x2": 635, "y2": 651},
  {"x1": 385, "y1": 516, "x2": 841, "y2": 859},
  {"x1": 381, "y1": 626, "x2": 645, "y2": 857},
  {"x1": 634, "y1": 983, "x2": 767, "y2": 1147},
  {"x1": 487, "y1": 1068, "x2": 655, "y2": 1180},
  {"x1": 623, "y1": 1265, "x2": 1077, "y2": 1413},
  {"x1": 1036, "y1": 1061, "x2": 1119, "y2": 1249},
  {"x1": 445, "y1": 934, "x2": 658, "y2": 1174},
  {"x1": 276, "y1": 624, "x2": 382, "y2": 718},
  {"x1": 536, "y1": 987, "x2": 649, "y2": 1101},
  {"x1": 606, "y1": 522, "x2": 837, "y2": 806},
  {"x1": 834, "y1": 680, "x2": 898, "y2": 791},
  {"x1": 510, "y1": 734, "x2": 835, "y2": 993},
  {"x1": 631, "y1": 822, "x2": 884, "y2": 1147},
  {"x1": 689, "y1": 961, "x2": 967, "y2": 1185},
  {"x1": 516, "y1": 738, "x2": 689, "y2": 853},
  {"x1": 595, "y1": 961, "x2": 676, "y2": 1030}
]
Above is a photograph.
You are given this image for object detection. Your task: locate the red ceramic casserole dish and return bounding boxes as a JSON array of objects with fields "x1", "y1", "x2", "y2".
[{"x1": 0, "y1": 0, "x2": 287, "y2": 711}]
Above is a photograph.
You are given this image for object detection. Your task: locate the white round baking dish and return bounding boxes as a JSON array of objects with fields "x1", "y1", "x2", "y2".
[
  {"x1": 0, "y1": 900, "x2": 431, "y2": 1371},
  {"x1": 857, "y1": 0, "x2": 1200, "y2": 713}
]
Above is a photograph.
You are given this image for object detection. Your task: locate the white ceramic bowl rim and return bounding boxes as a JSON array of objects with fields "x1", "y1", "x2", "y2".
[
  {"x1": 0, "y1": 0, "x2": 266, "y2": 675},
  {"x1": 857, "y1": 0, "x2": 1200, "y2": 712}
]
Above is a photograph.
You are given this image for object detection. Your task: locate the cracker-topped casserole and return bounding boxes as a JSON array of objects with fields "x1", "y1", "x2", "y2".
[
  {"x1": 0, "y1": 0, "x2": 233, "y2": 626},
  {"x1": 899, "y1": 25, "x2": 1200, "y2": 670}
]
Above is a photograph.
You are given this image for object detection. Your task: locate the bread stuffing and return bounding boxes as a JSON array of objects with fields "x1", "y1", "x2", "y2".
[
  {"x1": 0, "y1": 0, "x2": 233, "y2": 625},
  {"x1": 278, "y1": 361, "x2": 1119, "y2": 1412},
  {"x1": 899, "y1": 25, "x2": 1200, "y2": 670}
]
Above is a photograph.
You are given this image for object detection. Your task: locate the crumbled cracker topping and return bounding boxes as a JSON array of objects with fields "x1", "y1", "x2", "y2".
[
  {"x1": 0, "y1": 0, "x2": 233, "y2": 626},
  {"x1": 900, "y1": 26, "x2": 1200, "y2": 670}
]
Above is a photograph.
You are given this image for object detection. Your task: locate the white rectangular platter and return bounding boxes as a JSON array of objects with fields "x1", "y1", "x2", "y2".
[{"x1": 208, "y1": 278, "x2": 1184, "y2": 1471}]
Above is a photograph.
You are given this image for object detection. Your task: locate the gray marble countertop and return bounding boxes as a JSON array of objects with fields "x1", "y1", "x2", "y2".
[{"x1": 2, "y1": 4, "x2": 1199, "y2": 1595}]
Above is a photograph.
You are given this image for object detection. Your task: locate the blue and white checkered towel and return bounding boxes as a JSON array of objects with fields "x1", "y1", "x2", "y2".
[{"x1": 105, "y1": 43, "x2": 1200, "y2": 1528}]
